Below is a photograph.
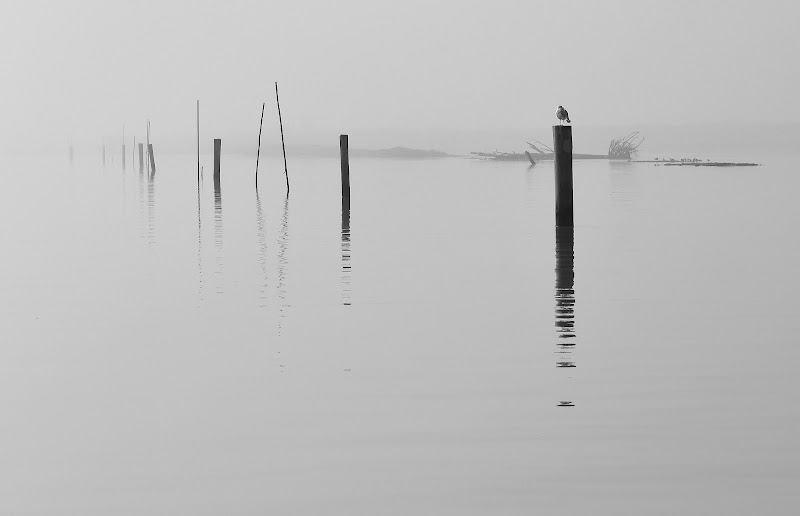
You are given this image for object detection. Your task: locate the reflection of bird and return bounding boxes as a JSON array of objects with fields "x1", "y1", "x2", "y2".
[{"x1": 556, "y1": 106, "x2": 571, "y2": 124}]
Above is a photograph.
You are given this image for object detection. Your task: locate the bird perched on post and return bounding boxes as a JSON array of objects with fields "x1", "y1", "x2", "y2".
[{"x1": 556, "y1": 106, "x2": 571, "y2": 125}]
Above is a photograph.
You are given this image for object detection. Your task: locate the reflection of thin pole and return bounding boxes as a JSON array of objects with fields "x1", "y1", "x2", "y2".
[
  {"x1": 197, "y1": 186, "x2": 203, "y2": 304},
  {"x1": 275, "y1": 82, "x2": 290, "y2": 194},
  {"x1": 277, "y1": 194, "x2": 289, "y2": 334},
  {"x1": 256, "y1": 189, "x2": 268, "y2": 307},
  {"x1": 255, "y1": 102, "x2": 265, "y2": 188}
]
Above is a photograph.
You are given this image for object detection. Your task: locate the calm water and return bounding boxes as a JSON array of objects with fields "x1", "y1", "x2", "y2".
[{"x1": 2, "y1": 150, "x2": 799, "y2": 514}]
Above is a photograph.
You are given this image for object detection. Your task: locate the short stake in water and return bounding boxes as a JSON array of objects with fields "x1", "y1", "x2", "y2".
[
  {"x1": 553, "y1": 125, "x2": 573, "y2": 227},
  {"x1": 138, "y1": 143, "x2": 144, "y2": 173},
  {"x1": 148, "y1": 144, "x2": 156, "y2": 176},
  {"x1": 340, "y1": 134, "x2": 350, "y2": 201},
  {"x1": 213, "y1": 138, "x2": 222, "y2": 192}
]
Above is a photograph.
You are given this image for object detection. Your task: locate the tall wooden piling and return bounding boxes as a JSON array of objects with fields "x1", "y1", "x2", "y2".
[
  {"x1": 213, "y1": 138, "x2": 221, "y2": 191},
  {"x1": 340, "y1": 135, "x2": 350, "y2": 200},
  {"x1": 553, "y1": 125, "x2": 573, "y2": 227},
  {"x1": 138, "y1": 143, "x2": 144, "y2": 172},
  {"x1": 148, "y1": 144, "x2": 156, "y2": 175}
]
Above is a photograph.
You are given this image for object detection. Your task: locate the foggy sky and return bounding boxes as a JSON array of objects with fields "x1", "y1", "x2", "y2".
[{"x1": 1, "y1": 0, "x2": 798, "y2": 153}]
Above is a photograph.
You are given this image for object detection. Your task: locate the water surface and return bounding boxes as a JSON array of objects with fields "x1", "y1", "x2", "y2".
[{"x1": 2, "y1": 151, "x2": 799, "y2": 514}]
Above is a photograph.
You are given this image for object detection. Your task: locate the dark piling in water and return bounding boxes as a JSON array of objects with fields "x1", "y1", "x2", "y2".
[
  {"x1": 553, "y1": 125, "x2": 573, "y2": 227},
  {"x1": 148, "y1": 144, "x2": 156, "y2": 176},
  {"x1": 213, "y1": 138, "x2": 221, "y2": 192},
  {"x1": 340, "y1": 134, "x2": 350, "y2": 201},
  {"x1": 138, "y1": 143, "x2": 144, "y2": 173}
]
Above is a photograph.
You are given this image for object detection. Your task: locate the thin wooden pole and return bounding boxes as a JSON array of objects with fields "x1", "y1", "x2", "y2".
[
  {"x1": 196, "y1": 100, "x2": 200, "y2": 186},
  {"x1": 255, "y1": 102, "x2": 265, "y2": 188},
  {"x1": 275, "y1": 82, "x2": 290, "y2": 194}
]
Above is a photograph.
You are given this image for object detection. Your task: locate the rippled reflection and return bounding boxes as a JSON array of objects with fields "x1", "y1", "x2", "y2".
[
  {"x1": 341, "y1": 197, "x2": 351, "y2": 306},
  {"x1": 277, "y1": 195, "x2": 290, "y2": 334},
  {"x1": 197, "y1": 186, "x2": 204, "y2": 305},
  {"x1": 213, "y1": 184, "x2": 223, "y2": 294},
  {"x1": 137, "y1": 164, "x2": 145, "y2": 239},
  {"x1": 256, "y1": 190, "x2": 268, "y2": 308},
  {"x1": 146, "y1": 173, "x2": 155, "y2": 246},
  {"x1": 555, "y1": 226, "x2": 576, "y2": 405}
]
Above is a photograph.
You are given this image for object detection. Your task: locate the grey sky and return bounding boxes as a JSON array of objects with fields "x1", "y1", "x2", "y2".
[{"x1": 1, "y1": 1, "x2": 798, "y2": 152}]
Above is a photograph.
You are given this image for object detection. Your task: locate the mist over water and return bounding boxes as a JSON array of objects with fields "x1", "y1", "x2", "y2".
[{"x1": 2, "y1": 149, "x2": 799, "y2": 513}]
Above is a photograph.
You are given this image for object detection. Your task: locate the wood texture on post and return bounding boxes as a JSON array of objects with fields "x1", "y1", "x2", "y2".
[
  {"x1": 340, "y1": 134, "x2": 350, "y2": 199},
  {"x1": 138, "y1": 143, "x2": 144, "y2": 172},
  {"x1": 213, "y1": 138, "x2": 222, "y2": 191},
  {"x1": 148, "y1": 144, "x2": 156, "y2": 176},
  {"x1": 553, "y1": 125, "x2": 574, "y2": 227}
]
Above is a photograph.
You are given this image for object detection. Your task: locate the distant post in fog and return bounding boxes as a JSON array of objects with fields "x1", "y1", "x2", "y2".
[
  {"x1": 553, "y1": 125, "x2": 573, "y2": 227},
  {"x1": 340, "y1": 134, "x2": 350, "y2": 201},
  {"x1": 138, "y1": 143, "x2": 144, "y2": 172},
  {"x1": 122, "y1": 144, "x2": 126, "y2": 170},
  {"x1": 102, "y1": 144, "x2": 106, "y2": 166},
  {"x1": 213, "y1": 138, "x2": 222, "y2": 190},
  {"x1": 148, "y1": 144, "x2": 156, "y2": 175}
]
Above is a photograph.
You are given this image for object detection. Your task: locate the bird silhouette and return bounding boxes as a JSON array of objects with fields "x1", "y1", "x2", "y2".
[{"x1": 556, "y1": 106, "x2": 571, "y2": 125}]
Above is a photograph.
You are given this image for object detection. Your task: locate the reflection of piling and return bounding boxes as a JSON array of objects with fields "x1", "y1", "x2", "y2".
[
  {"x1": 340, "y1": 135, "x2": 350, "y2": 200},
  {"x1": 148, "y1": 144, "x2": 156, "y2": 176},
  {"x1": 341, "y1": 195, "x2": 351, "y2": 306},
  {"x1": 213, "y1": 138, "x2": 221, "y2": 192},
  {"x1": 138, "y1": 143, "x2": 144, "y2": 172},
  {"x1": 122, "y1": 145, "x2": 126, "y2": 170},
  {"x1": 555, "y1": 225, "x2": 576, "y2": 402},
  {"x1": 553, "y1": 125, "x2": 573, "y2": 227}
]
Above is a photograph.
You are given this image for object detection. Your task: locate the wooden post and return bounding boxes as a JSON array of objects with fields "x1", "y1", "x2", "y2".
[
  {"x1": 255, "y1": 102, "x2": 265, "y2": 187},
  {"x1": 340, "y1": 134, "x2": 350, "y2": 200},
  {"x1": 197, "y1": 100, "x2": 200, "y2": 186},
  {"x1": 122, "y1": 144, "x2": 126, "y2": 170},
  {"x1": 213, "y1": 138, "x2": 221, "y2": 191},
  {"x1": 148, "y1": 144, "x2": 156, "y2": 176},
  {"x1": 138, "y1": 143, "x2": 144, "y2": 172},
  {"x1": 275, "y1": 82, "x2": 289, "y2": 194},
  {"x1": 553, "y1": 125, "x2": 573, "y2": 227}
]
